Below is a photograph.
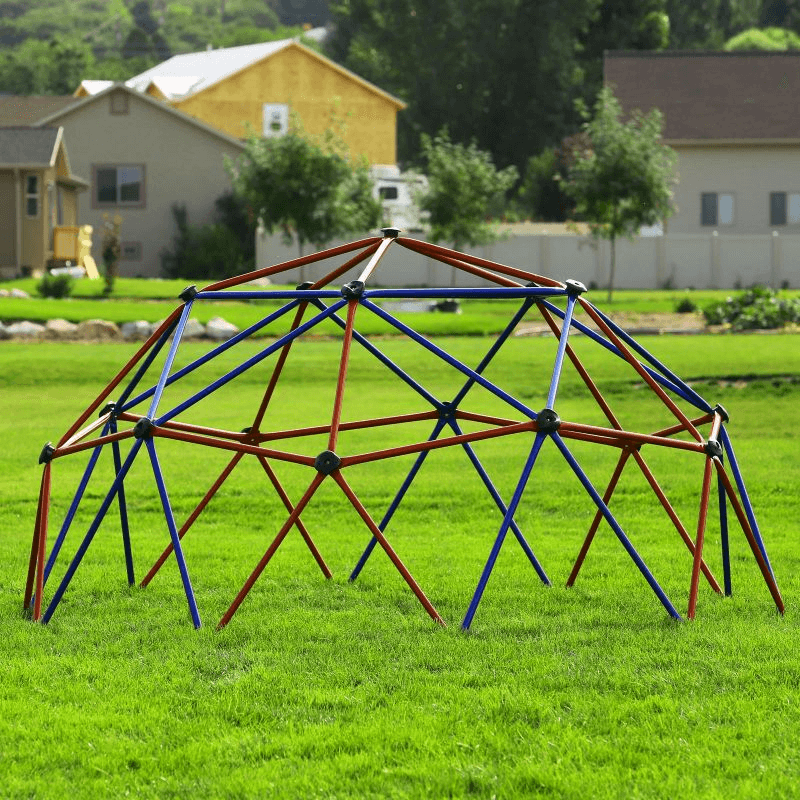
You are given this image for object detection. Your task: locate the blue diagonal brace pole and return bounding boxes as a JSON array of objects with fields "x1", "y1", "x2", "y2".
[
  {"x1": 42, "y1": 438, "x2": 145, "y2": 624},
  {"x1": 550, "y1": 432, "x2": 682, "y2": 620},
  {"x1": 546, "y1": 293, "x2": 578, "y2": 410},
  {"x1": 462, "y1": 431, "x2": 548, "y2": 630},
  {"x1": 145, "y1": 438, "x2": 201, "y2": 628},
  {"x1": 716, "y1": 452, "x2": 732, "y2": 596},
  {"x1": 110, "y1": 419, "x2": 134, "y2": 587}
]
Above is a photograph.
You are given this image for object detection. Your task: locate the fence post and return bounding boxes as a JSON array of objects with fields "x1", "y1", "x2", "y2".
[
  {"x1": 655, "y1": 236, "x2": 666, "y2": 289},
  {"x1": 710, "y1": 231, "x2": 721, "y2": 288}
]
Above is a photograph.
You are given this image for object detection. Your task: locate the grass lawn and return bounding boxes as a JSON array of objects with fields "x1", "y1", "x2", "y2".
[{"x1": 1, "y1": 328, "x2": 798, "y2": 798}]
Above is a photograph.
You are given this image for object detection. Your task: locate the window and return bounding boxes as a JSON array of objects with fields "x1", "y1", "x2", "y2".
[
  {"x1": 378, "y1": 186, "x2": 399, "y2": 200},
  {"x1": 25, "y1": 174, "x2": 39, "y2": 217},
  {"x1": 770, "y1": 192, "x2": 800, "y2": 225},
  {"x1": 701, "y1": 192, "x2": 734, "y2": 226},
  {"x1": 262, "y1": 103, "x2": 289, "y2": 137},
  {"x1": 121, "y1": 242, "x2": 142, "y2": 261},
  {"x1": 93, "y1": 165, "x2": 145, "y2": 207}
]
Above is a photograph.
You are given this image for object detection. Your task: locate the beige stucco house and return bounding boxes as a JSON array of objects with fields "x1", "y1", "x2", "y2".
[
  {"x1": 605, "y1": 51, "x2": 800, "y2": 236},
  {"x1": 3, "y1": 85, "x2": 246, "y2": 278},
  {"x1": 0, "y1": 126, "x2": 88, "y2": 279}
]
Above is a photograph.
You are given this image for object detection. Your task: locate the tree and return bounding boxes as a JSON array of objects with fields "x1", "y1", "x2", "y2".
[
  {"x1": 418, "y1": 129, "x2": 518, "y2": 261},
  {"x1": 725, "y1": 25, "x2": 800, "y2": 48},
  {"x1": 563, "y1": 88, "x2": 676, "y2": 302},
  {"x1": 228, "y1": 118, "x2": 382, "y2": 257},
  {"x1": 327, "y1": 0, "x2": 600, "y2": 171}
]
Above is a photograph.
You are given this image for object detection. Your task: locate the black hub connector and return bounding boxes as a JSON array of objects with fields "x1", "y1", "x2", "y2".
[
  {"x1": 314, "y1": 450, "x2": 341, "y2": 475},
  {"x1": 565, "y1": 279, "x2": 587, "y2": 296},
  {"x1": 133, "y1": 417, "x2": 155, "y2": 440},
  {"x1": 536, "y1": 408, "x2": 561, "y2": 434},
  {"x1": 438, "y1": 402, "x2": 456, "y2": 422},
  {"x1": 714, "y1": 403, "x2": 730, "y2": 423},
  {"x1": 296, "y1": 281, "x2": 314, "y2": 291},
  {"x1": 38, "y1": 442, "x2": 55, "y2": 465},
  {"x1": 341, "y1": 280, "x2": 365, "y2": 300},
  {"x1": 704, "y1": 439, "x2": 723, "y2": 459},
  {"x1": 99, "y1": 402, "x2": 116, "y2": 418},
  {"x1": 381, "y1": 227, "x2": 401, "y2": 238},
  {"x1": 180, "y1": 285, "x2": 198, "y2": 302}
]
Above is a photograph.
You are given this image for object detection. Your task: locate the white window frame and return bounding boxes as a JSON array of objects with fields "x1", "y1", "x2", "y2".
[
  {"x1": 770, "y1": 191, "x2": 800, "y2": 226},
  {"x1": 93, "y1": 164, "x2": 145, "y2": 208},
  {"x1": 701, "y1": 192, "x2": 735, "y2": 227},
  {"x1": 262, "y1": 103, "x2": 289, "y2": 138},
  {"x1": 25, "y1": 174, "x2": 39, "y2": 218}
]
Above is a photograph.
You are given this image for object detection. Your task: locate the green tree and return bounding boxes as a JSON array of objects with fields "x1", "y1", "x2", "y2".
[
  {"x1": 328, "y1": 0, "x2": 599, "y2": 171},
  {"x1": 418, "y1": 129, "x2": 518, "y2": 259},
  {"x1": 563, "y1": 88, "x2": 676, "y2": 302},
  {"x1": 725, "y1": 25, "x2": 800, "y2": 48},
  {"x1": 0, "y1": 38, "x2": 94, "y2": 94},
  {"x1": 228, "y1": 118, "x2": 382, "y2": 257}
]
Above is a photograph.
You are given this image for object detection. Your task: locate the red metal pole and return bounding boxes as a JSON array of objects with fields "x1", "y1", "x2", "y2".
[
  {"x1": 332, "y1": 470, "x2": 444, "y2": 625},
  {"x1": 687, "y1": 456, "x2": 714, "y2": 619},
  {"x1": 217, "y1": 473, "x2": 326, "y2": 630},
  {"x1": 257, "y1": 456, "x2": 332, "y2": 579},
  {"x1": 24, "y1": 466, "x2": 49, "y2": 611},
  {"x1": 140, "y1": 451, "x2": 245, "y2": 587},
  {"x1": 328, "y1": 300, "x2": 358, "y2": 452},
  {"x1": 566, "y1": 449, "x2": 632, "y2": 587},
  {"x1": 714, "y1": 460, "x2": 785, "y2": 614},
  {"x1": 32, "y1": 463, "x2": 52, "y2": 621}
]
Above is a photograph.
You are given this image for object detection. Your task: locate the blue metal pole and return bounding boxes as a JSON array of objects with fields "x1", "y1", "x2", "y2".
[
  {"x1": 550, "y1": 432, "x2": 682, "y2": 620},
  {"x1": 545, "y1": 294, "x2": 578, "y2": 410},
  {"x1": 717, "y1": 459, "x2": 732, "y2": 596},
  {"x1": 349, "y1": 417, "x2": 450, "y2": 581},
  {"x1": 42, "y1": 438, "x2": 145, "y2": 624},
  {"x1": 155, "y1": 300, "x2": 348, "y2": 427},
  {"x1": 120, "y1": 299, "x2": 301, "y2": 414},
  {"x1": 43, "y1": 422, "x2": 111, "y2": 585},
  {"x1": 145, "y1": 438, "x2": 201, "y2": 628},
  {"x1": 719, "y1": 426, "x2": 773, "y2": 575},
  {"x1": 462, "y1": 432, "x2": 547, "y2": 630},
  {"x1": 110, "y1": 419, "x2": 134, "y2": 586},
  {"x1": 449, "y1": 419, "x2": 550, "y2": 586},
  {"x1": 362, "y1": 299, "x2": 538, "y2": 420}
]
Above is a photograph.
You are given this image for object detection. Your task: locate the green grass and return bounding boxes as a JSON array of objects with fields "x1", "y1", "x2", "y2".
[{"x1": 1, "y1": 333, "x2": 799, "y2": 798}]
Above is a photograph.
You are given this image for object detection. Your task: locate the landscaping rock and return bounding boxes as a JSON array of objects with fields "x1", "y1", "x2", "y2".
[
  {"x1": 121, "y1": 320, "x2": 154, "y2": 340},
  {"x1": 205, "y1": 316, "x2": 239, "y2": 341},
  {"x1": 10, "y1": 288, "x2": 30, "y2": 299},
  {"x1": 182, "y1": 318, "x2": 206, "y2": 338},
  {"x1": 7, "y1": 320, "x2": 45, "y2": 338},
  {"x1": 0, "y1": 288, "x2": 10, "y2": 298},
  {"x1": 45, "y1": 318, "x2": 79, "y2": 340},
  {"x1": 76, "y1": 319, "x2": 121, "y2": 340},
  {"x1": 0, "y1": 322, "x2": 9, "y2": 339}
]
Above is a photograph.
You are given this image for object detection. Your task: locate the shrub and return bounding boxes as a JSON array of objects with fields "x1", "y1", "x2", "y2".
[
  {"x1": 703, "y1": 285, "x2": 800, "y2": 330},
  {"x1": 37, "y1": 272, "x2": 73, "y2": 299},
  {"x1": 674, "y1": 297, "x2": 698, "y2": 313}
]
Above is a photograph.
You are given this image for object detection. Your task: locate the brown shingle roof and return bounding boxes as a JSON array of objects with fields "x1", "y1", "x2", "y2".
[
  {"x1": 0, "y1": 95, "x2": 79, "y2": 126},
  {"x1": 0, "y1": 127, "x2": 61, "y2": 166},
  {"x1": 604, "y1": 51, "x2": 800, "y2": 141}
]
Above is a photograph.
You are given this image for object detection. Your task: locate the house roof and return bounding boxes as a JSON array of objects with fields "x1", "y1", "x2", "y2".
[
  {"x1": 0, "y1": 126, "x2": 62, "y2": 167},
  {"x1": 35, "y1": 83, "x2": 247, "y2": 151},
  {"x1": 604, "y1": 50, "x2": 800, "y2": 142},
  {"x1": 0, "y1": 95, "x2": 79, "y2": 126},
  {"x1": 124, "y1": 35, "x2": 406, "y2": 108}
]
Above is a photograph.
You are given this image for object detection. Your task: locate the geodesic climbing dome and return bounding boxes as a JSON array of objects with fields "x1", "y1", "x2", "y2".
[{"x1": 25, "y1": 230, "x2": 784, "y2": 630}]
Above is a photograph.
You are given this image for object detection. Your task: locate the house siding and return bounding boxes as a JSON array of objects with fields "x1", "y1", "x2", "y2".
[
  {"x1": 50, "y1": 92, "x2": 244, "y2": 277},
  {"x1": 173, "y1": 44, "x2": 399, "y2": 165},
  {"x1": 0, "y1": 172, "x2": 17, "y2": 268},
  {"x1": 669, "y1": 144, "x2": 800, "y2": 235}
]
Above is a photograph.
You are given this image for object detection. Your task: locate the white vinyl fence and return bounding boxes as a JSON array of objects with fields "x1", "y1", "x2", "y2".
[{"x1": 256, "y1": 228, "x2": 800, "y2": 289}]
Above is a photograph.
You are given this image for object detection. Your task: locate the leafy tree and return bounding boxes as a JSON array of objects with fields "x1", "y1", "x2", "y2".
[
  {"x1": 328, "y1": 0, "x2": 599, "y2": 171},
  {"x1": 725, "y1": 25, "x2": 800, "y2": 48},
  {"x1": 228, "y1": 118, "x2": 382, "y2": 256},
  {"x1": 418, "y1": 129, "x2": 518, "y2": 255},
  {"x1": 0, "y1": 38, "x2": 94, "y2": 94},
  {"x1": 516, "y1": 146, "x2": 576, "y2": 222},
  {"x1": 563, "y1": 88, "x2": 676, "y2": 302},
  {"x1": 665, "y1": 0, "x2": 761, "y2": 48}
]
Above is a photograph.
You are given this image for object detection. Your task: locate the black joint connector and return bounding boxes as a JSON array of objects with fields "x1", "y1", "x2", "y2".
[
  {"x1": 133, "y1": 417, "x2": 155, "y2": 440},
  {"x1": 341, "y1": 280, "x2": 365, "y2": 299},
  {"x1": 439, "y1": 402, "x2": 456, "y2": 421},
  {"x1": 180, "y1": 285, "x2": 198, "y2": 302},
  {"x1": 241, "y1": 426, "x2": 252, "y2": 434},
  {"x1": 314, "y1": 450, "x2": 341, "y2": 475},
  {"x1": 38, "y1": 442, "x2": 55, "y2": 465},
  {"x1": 99, "y1": 402, "x2": 116, "y2": 418},
  {"x1": 296, "y1": 281, "x2": 314, "y2": 291},
  {"x1": 714, "y1": 403, "x2": 730, "y2": 423},
  {"x1": 565, "y1": 279, "x2": 587, "y2": 296},
  {"x1": 704, "y1": 439, "x2": 723, "y2": 459},
  {"x1": 381, "y1": 227, "x2": 401, "y2": 238},
  {"x1": 536, "y1": 408, "x2": 561, "y2": 434}
]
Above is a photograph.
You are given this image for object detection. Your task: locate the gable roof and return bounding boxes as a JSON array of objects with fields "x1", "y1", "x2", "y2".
[
  {"x1": 605, "y1": 50, "x2": 800, "y2": 142},
  {"x1": 125, "y1": 36, "x2": 406, "y2": 108},
  {"x1": 0, "y1": 126, "x2": 63, "y2": 168},
  {"x1": 34, "y1": 83, "x2": 246, "y2": 151},
  {"x1": 0, "y1": 95, "x2": 79, "y2": 126}
]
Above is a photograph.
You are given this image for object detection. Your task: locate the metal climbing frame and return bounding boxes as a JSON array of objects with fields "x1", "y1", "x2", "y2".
[{"x1": 24, "y1": 229, "x2": 784, "y2": 630}]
